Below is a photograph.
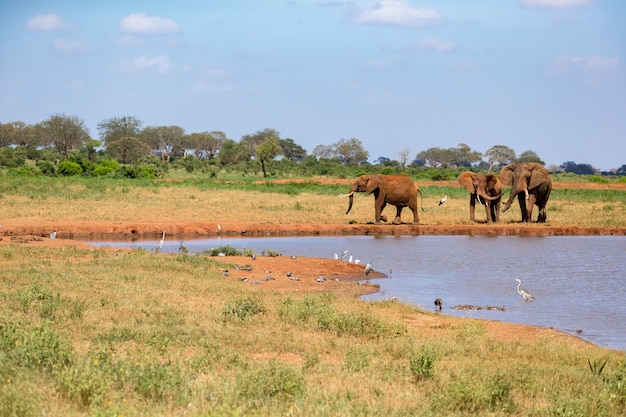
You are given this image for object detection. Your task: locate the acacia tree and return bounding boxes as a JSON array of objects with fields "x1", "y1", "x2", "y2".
[
  {"x1": 516, "y1": 150, "x2": 544, "y2": 165},
  {"x1": 40, "y1": 113, "x2": 90, "y2": 159},
  {"x1": 484, "y1": 145, "x2": 516, "y2": 171},
  {"x1": 98, "y1": 116, "x2": 142, "y2": 145},
  {"x1": 333, "y1": 138, "x2": 369, "y2": 165},
  {"x1": 138, "y1": 125, "x2": 185, "y2": 162},
  {"x1": 106, "y1": 136, "x2": 151, "y2": 164}
]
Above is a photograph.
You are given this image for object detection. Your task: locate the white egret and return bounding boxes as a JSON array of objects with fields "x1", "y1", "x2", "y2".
[
  {"x1": 155, "y1": 230, "x2": 165, "y2": 253},
  {"x1": 515, "y1": 279, "x2": 535, "y2": 301}
]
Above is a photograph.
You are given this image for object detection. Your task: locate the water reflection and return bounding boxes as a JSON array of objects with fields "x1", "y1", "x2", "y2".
[{"x1": 86, "y1": 235, "x2": 626, "y2": 351}]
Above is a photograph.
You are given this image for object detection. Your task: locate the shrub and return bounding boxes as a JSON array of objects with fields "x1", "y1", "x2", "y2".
[
  {"x1": 409, "y1": 346, "x2": 437, "y2": 381},
  {"x1": 36, "y1": 160, "x2": 56, "y2": 175},
  {"x1": 237, "y1": 360, "x2": 306, "y2": 404},
  {"x1": 221, "y1": 295, "x2": 266, "y2": 322},
  {"x1": 57, "y1": 160, "x2": 82, "y2": 176}
]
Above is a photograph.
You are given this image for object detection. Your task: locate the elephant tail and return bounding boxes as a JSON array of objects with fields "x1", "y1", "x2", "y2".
[{"x1": 417, "y1": 188, "x2": 425, "y2": 212}]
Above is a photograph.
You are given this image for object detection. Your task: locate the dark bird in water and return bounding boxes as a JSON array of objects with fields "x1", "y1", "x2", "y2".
[
  {"x1": 515, "y1": 279, "x2": 535, "y2": 301},
  {"x1": 434, "y1": 298, "x2": 443, "y2": 310}
]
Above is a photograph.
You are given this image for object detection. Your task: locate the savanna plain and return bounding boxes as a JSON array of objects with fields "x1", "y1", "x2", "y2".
[{"x1": 1, "y1": 174, "x2": 626, "y2": 416}]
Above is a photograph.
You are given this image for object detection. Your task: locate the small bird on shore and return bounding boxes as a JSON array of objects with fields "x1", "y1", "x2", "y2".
[
  {"x1": 434, "y1": 298, "x2": 443, "y2": 310},
  {"x1": 438, "y1": 195, "x2": 448, "y2": 206}
]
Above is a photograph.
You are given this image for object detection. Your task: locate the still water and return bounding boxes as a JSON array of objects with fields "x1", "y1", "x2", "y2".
[{"x1": 87, "y1": 235, "x2": 626, "y2": 351}]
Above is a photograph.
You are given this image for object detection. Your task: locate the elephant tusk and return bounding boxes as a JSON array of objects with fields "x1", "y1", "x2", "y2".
[
  {"x1": 338, "y1": 192, "x2": 354, "y2": 198},
  {"x1": 524, "y1": 189, "x2": 529, "y2": 200}
]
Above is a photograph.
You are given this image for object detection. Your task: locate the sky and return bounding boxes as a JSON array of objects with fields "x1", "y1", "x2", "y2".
[{"x1": 1, "y1": 0, "x2": 624, "y2": 170}]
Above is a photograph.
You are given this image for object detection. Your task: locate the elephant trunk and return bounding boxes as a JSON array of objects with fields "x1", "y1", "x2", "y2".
[
  {"x1": 477, "y1": 190, "x2": 501, "y2": 201},
  {"x1": 346, "y1": 193, "x2": 354, "y2": 214},
  {"x1": 502, "y1": 177, "x2": 524, "y2": 212},
  {"x1": 338, "y1": 190, "x2": 356, "y2": 214}
]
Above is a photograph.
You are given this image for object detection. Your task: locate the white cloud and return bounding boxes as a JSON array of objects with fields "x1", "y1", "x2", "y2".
[
  {"x1": 517, "y1": 0, "x2": 594, "y2": 9},
  {"x1": 119, "y1": 13, "x2": 180, "y2": 34},
  {"x1": 52, "y1": 38, "x2": 90, "y2": 54},
  {"x1": 351, "y1": 0, "x2": 443, "y2": 28},
  {"x1": 25, "y1": 13, "x2": 72, "y2": 31},
  {"x1": 114, "y1": 55, "x2": 172, "y2": 75}
]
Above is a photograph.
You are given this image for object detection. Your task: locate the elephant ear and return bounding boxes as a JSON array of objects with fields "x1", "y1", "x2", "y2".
[
  {"x1": 366, "y1": 175, "x2": 381, "y2": 194},
  {"x1": 528, "y1": 165, "x2": 549, "y2": 189},
  {"x1": 498, "y1": 164, "x2": 516, "y2": 186},
  {"x1": 458, "y1": 171, "x2": 476, "y2": 193}
]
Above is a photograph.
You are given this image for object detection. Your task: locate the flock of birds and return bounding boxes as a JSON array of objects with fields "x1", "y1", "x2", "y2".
[{"x1": 151, "y1": 228, "x2": 536, "y2": 308}]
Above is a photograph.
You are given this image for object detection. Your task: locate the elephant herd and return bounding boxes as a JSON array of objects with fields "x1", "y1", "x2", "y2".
[{"x1": 340, "y1": 162, "x2": 552, "y2": 225}]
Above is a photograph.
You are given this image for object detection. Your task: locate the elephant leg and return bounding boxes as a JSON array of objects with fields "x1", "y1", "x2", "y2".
[
  {"x1": 537, "y1": 205, "x2": 547, "y2": 222},
  {"x1": 469, "y1": 194, "x2": 476, "y2": 222},
  {"x1": 484, "y1": 200, "x2": 492, "y2": 223},
  {"x1": 410, "y1": 204, "x2": 419, "y2": 224},
  {"x1": 377, "y1": 201, "x2": 387, "y2": 223},
  {"x1": 517, "y1": 193, "x2": 528, "y2": 222},
  {"x1": 392, "y1": 206, "x2": 403, "y2": 225}
]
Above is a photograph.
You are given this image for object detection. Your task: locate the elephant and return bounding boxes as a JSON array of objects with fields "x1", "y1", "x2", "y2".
[
  {"x1": 499, "y1": 162, "x2": 552, "y2": 223},
  {"x1": 339, "y1": 174, "x2": 424, "y2": 224},
  {"x1": 457, "y1": 171, "x2": 502, "y2": 223}
]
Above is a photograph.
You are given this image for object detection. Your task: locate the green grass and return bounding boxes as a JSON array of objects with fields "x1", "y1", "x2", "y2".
[{"x1": 0, "y1": 243, "x2": 624, "y2": 416}]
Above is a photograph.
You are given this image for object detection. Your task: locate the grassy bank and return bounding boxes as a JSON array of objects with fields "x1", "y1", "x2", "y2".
[
  {"x1": 1, "y1": 175, "x2": 625, "y2": 227},
  {"x1": 1, "y1": 243, "x2": 625, "y2": 416}
]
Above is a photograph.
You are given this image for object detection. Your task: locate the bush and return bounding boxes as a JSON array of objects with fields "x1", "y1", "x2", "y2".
[
  {"x1": 409, "y1": 346, "x2": 437, "y2": 381},
  {"x1": 57, "y1": 160, "x2": 82, "y2": 176},
  {"x1": 36, "y1": 160, "x2": 56, "y2": 175},
  {"x1": 221, "y1": 295, "x2": 266, "y2": 322}
]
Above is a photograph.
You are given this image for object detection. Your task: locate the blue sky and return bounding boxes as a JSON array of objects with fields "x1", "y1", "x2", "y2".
[{"x1": 1, "y1": 0, "x2": 624, "y2": 170}]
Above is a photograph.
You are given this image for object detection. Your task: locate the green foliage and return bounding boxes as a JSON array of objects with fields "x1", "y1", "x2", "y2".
[
  {"x1": 221, "y1": 295, "x2": 266, "y2": 322},
  {"x1": 409, "y1": 346, "x2": 437, "y2": 381},
  {"x1": 57, "y1": 160, "x2": 82, "y2": 176},
  {"x1": 236, "y1": 360, "x2": 306, "y2": 405},
  {"x1": 204, "y1": 245, "x2": 242, "y2": 256},
  {"x1": 344, "y1": 347, "x2": 371, "y2": 373},
  {"x1": 589, "y1": 175, "x2": 609, "y2": 184},
  {"x1": 277, "y1": 294, "x2": 406, "y2": 339}
]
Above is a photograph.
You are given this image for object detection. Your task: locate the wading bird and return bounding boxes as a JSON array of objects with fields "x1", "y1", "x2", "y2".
[
  {"x1": 438, "y1": 195, "x2": 448, "y2": 206},
  {"x1": 434, "y1": 298, "x2": 443, "y2": 310},
  {"x1": 365, "y1": 259, "x2": 373, "y2": 279},
  {"x1": 515, "y1": 279, "x2": 535, "y2": 301},
  {"x1": 155, "y1": 230, "x2": 165, "y2": 253}
]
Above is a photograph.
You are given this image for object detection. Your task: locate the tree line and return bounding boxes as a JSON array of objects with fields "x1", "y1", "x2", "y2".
[{"x1": 1, "y1": 114, "x2": 624, "y2": 178}]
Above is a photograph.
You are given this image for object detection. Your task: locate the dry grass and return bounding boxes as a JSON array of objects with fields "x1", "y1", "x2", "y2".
[
  {"x1": 0, "y1": 177, "x2": 624, "y2": 228},
  {"x1": 1, "y1": 243, "x2": 625, "y2": 416}
]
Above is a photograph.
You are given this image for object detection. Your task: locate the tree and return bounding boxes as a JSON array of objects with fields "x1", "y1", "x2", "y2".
[
  {"x1": 396, "y1": 148, "x2": 412, "y2": 170},
  {"x1": 333, "y1": 138, "x2": 369, "y2": 165},
  {"x1": 138, "y1": 125, "x2": 185, "y2": 162},
  {"x1": 561, "y1": 161, "x2": 596, "y2": 175},
  {"x1": 516, "y1": 150, "x2": 545, "y2": 165},
  {"x1": 484, "y1": 145, "x2": 516, "y2": 171},
  {"x1": 452, "y1": 143, "x2": 482, "y2": 167},
  {"x1": 182, "y1": 131, "x2": 225, "y2": 159},
  {"x1": 416, "y1": 147, "x2": 452, "y2": 168},
  {"x1": 106, "y1": 136, "x2": 151, "y2": 164},
  {"x1": 40, "y1": 113, "x2": 90, "y2": 159},
  {"x1": 98, "y1": 116, "x2": 142, "y2": 145},
  {"x1": 217, "y1": 139, "x2": 247, "y2": 165},
  {"x1": 279, "y1": 138, "x2": 306, "y2": 162},
  {"x1": 311, "y1": 144, "x2": 333, "y2": 159},
  {"x1": 256, "y1": 137, "x2": 281, "y2": 177}
]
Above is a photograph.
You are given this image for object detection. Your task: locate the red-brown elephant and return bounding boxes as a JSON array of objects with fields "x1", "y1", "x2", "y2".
[
  {"x1": 339, "y1": 174, "x2": 423, "y2": 224},
  {"x1": 458, "y1": 171, "x2": 502, "y2": 223},
  {"x1": 499, "y1": 162, "x2": 552, "y2": 223}
]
